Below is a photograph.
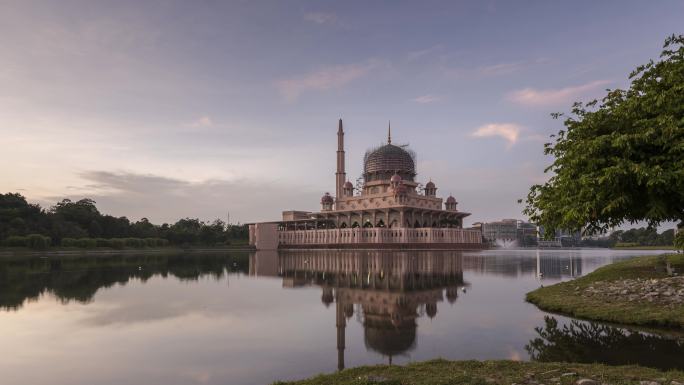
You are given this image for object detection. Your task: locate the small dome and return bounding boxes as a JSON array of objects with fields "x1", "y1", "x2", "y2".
[
  {"x1": 425, "y1": 181, "x2": 435, "y2": 189},
  {"x1": 390, "y1": 173, "x2": 402, "y2": 183},
  {"x1": 446, "y1": 196, "x2": 456, "y2": 204},
  {"x1": 344, "y1": 181, "x2": 353, "y2": 189},
  {"x1": 321, "y1": 192, "x2": 334, "y2": 204}
]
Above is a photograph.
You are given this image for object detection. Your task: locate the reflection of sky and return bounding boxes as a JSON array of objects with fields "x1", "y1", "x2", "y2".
[{"x1": 0, "y1": 249, "x2": 672, "y2": 385}]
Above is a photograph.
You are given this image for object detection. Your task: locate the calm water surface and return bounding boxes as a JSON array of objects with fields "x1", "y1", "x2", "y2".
[{"x1": 1, "y1": 249, "x2": 682, "y2": 385}]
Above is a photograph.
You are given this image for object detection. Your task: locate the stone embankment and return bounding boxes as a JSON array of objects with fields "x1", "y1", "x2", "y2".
[
  {"x1": 509, "y1": 371, "x2": 684, "y2": 385},
  {"x1": 579, "y1": 276, "x2": 684, "y2": 307}
]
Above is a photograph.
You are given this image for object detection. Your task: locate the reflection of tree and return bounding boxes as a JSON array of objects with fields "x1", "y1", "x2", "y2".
[
  {"x1": 526, "y1": 316, "x2": 684, "y2": 370},
  {"x1": 0, "y1": 253, "x2": 249, "y2": 310}
]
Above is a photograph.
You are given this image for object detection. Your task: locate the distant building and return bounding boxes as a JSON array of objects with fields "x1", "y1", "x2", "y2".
[
  {"x1": 476, "y1": 219, "x2": 582, "y2": 248},
  {"x1": 476, "y1": 219, "x2": 538, "y2": 247}
]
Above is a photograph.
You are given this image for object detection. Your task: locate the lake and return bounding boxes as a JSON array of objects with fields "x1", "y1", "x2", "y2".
[{"x1": 0, "y1": 249, "x2": 681, "y2": 385}]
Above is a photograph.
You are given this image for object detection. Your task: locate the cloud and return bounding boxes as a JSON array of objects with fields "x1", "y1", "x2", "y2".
[
  {"x1": 189, "y1": 116, "x2": 213, "y2": 128},
  {"x1": 276, "y1": 60, "x2": 380, "y2": 101},
  {"x1": 478, "y1": 61, "x2": 526, "y2": 76},
  {"x1": 412, "y1": 95, "x2": 440, "y2": 104},
  {"x1": 303, "y1": 12, "x2": 337, "y2": 25},
  {"x1": 471, "y1": 123, "x2": 522, "y2": 147},
  {"x1": 507, "y1": 80, "x2": 611, "y2": 106},
  {"x1": 407, "y1": 45, "x2": 444, "y2": 61},
  {"x1": 442, "y1": 58, "x2": 549, "y2": 79},
  {"x1": 57, "y1": 171, "x2": 321, "y2": 224}
]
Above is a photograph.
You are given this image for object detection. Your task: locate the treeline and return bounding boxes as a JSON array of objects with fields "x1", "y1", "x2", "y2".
[
  {"x1": 0, "y1": 193, "x2": 249, "y2": 249},
  {"x1": 608, "y1": 227, "x2": 676, "y2": 247}
]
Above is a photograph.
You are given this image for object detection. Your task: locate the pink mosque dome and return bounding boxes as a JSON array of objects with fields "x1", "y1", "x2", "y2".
[
  {"x1": 425, "y1": 180, "x2": 435, "y2": 189},
  {"x1": 321, "y1": 192, "x2": 334, "y2": 204},
  {"x1": 446, "y1": 195, "x2": 457, "y2": 204}
]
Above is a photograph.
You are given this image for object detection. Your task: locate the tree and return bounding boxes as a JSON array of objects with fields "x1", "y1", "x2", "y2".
[{"x1": 523, "y1": 35, "x2": 684, "y2": 235}]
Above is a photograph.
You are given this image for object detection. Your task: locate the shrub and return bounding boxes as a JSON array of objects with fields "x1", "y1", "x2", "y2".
[
  {"x1": 110, "y1": 238, "x2": 125, "y2": 249},
  {"x1": 26, "y1": 234, "x2": 51, "y2": 249},
  {"x1": 95, "y1": 238, "x2": 111, "y2": 248},
  {"x1": 4, "y1": 236, "x2": 28, "y2": 247},
  {"x1": 75, "y1": 238, "x2": 97, "y2": 248},
  {"x1": 61, "y1": 238, "x2": 78, "y2": 247},
  {"x1": 124, "y1": 238, "x2": 144, "y2": 248},
  {"x1": 675, "y1": 231, "x2": 684, "y2": 251},
  {"x1": 615, "y1": 242, "x2": 640, "y2": 248}
]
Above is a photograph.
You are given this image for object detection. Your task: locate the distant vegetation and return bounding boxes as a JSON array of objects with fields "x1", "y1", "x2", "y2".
[
  {"x1": 608, "y1": 227, "x2": 676, "y2": 248},
  {"x1": 0, "y1": 192, "x2": 249, "y2": 249}
]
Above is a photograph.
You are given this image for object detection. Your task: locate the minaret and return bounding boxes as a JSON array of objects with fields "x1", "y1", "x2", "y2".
[
  {"x1": 387, "y1": 120, "x2": 392, "y2": 144},
  {"x1": 336, "y1": 297, "x2": 346, "y2": 371},
  {"x1": 335, "y1": 119, "x2": 346, "y2": 201}
]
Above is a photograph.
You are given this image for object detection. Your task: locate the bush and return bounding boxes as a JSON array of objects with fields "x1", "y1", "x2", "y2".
[
  {"x1": 61, "y1": 238, "x2": 78, "y2": 247},
  {"x1": 110, "y1": 238, "x2": 125, "y2": 249},
  {"x1": 75, "y1": 238, "x2": 97, "y2": 248},
  {"x1": 615, "y1": 242, "x2": 640, "y2": 248},
  {"x1": 675, "y1": 231, "x2": 684, "y2": 251},
  {"x1": 4, "y1": 235, "x2": 28, "y2": 247},
  {"x1": 95, "y1": 238, "x2": 111, "y2": 248},
  {"x1": 143, "y1": 238, "x2": 169, "y2": 247},
  {"x1": 26, "y1": 234, "x2": 51, "y2": 249},
  {"x1": 124, "y1": 238, "x2": 144, "y2": 248}
]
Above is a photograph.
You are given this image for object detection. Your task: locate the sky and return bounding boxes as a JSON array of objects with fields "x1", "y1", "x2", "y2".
[{"x1": 1, "y1": 0, "x2": 682, "y2": 226}]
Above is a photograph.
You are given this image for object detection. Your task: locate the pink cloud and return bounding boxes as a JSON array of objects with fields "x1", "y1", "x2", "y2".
[
  {"x1": 276, "y1": 60, "x2": 380, "y2": 101},
  {"x1": 412, "y1": 94, "x2": 440, "y2": 104},
  {"x1": 471, "y1": 123, "x2": 522, "y2": 147},
  {"x1": 303, "y1": 12, "x2": 336, "y2": 25},
  {"x1": 507, "y1": 80, "x2": 611, "y2": 106}
]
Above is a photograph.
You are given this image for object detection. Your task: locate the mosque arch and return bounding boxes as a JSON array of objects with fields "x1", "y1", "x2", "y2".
[
  {"x1": 352, "y1": 222, "x2": 360, "y2": 228},
  {"x1": 376, "y1": 219, "x2": 385, "y2": 228},
  {"x1": 340, "y1": 222, "x2": 348, "y2": 229},
  {"x1": 363, "y1": 221, "x2": 373, "y2": 228}
]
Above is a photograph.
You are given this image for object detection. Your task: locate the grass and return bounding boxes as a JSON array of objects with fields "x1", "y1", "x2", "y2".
[
  {"x1": 527, "y1": 253, "x2": 684, "y2": 328},
  {"x1": 274, "y1": 359, "x2": 684, "y2": 385},
  {"x1": 612, "y1": 245, "x2": 675, "y2": 250}
]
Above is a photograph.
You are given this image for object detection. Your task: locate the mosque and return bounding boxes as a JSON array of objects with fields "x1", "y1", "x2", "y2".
[{"x1": 248, "y1": 119, "x2": 482, "y2": 249}]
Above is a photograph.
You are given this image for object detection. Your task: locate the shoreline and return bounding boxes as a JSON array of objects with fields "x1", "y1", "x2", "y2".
[
  {"x1": 527, "y1": 253, "x2": 684, "y2": 329},
  {"x1": 274, "y1": 359, "x2": 684, "y2": 385},
  {"x1": 0, "y1": 246, "x2": 255, "y2": 258}
]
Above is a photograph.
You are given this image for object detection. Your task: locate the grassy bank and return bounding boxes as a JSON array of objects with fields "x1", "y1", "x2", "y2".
[
  {"x1": 527, "y1": 254, "x2": 684, "y2": 328},
  {"x1": 612, "y1": 245, "x2": 675, "y2": 250},
  {"x1": 274, "y1": 359, "x2": 684, "y2": 385}
]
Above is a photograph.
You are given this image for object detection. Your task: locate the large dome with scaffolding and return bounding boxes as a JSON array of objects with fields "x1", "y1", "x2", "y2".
[{"x1": 363, "y1": 143, "x2": 416, "y2": 182}]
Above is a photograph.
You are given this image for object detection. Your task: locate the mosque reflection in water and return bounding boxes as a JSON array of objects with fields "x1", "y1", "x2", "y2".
[{"x1": 250, "y1": 250, "x2": 468, "y2": 369}]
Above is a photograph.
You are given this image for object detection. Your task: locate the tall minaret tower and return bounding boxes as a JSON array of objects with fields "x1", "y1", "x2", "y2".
[{"x1": 335, "y1": 119, "x2": 346, "y2": 201}]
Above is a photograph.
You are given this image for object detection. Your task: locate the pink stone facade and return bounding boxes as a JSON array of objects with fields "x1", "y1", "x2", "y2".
[{"x1": 278, "y1": 228, "x2": 481, "y2": 247}]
